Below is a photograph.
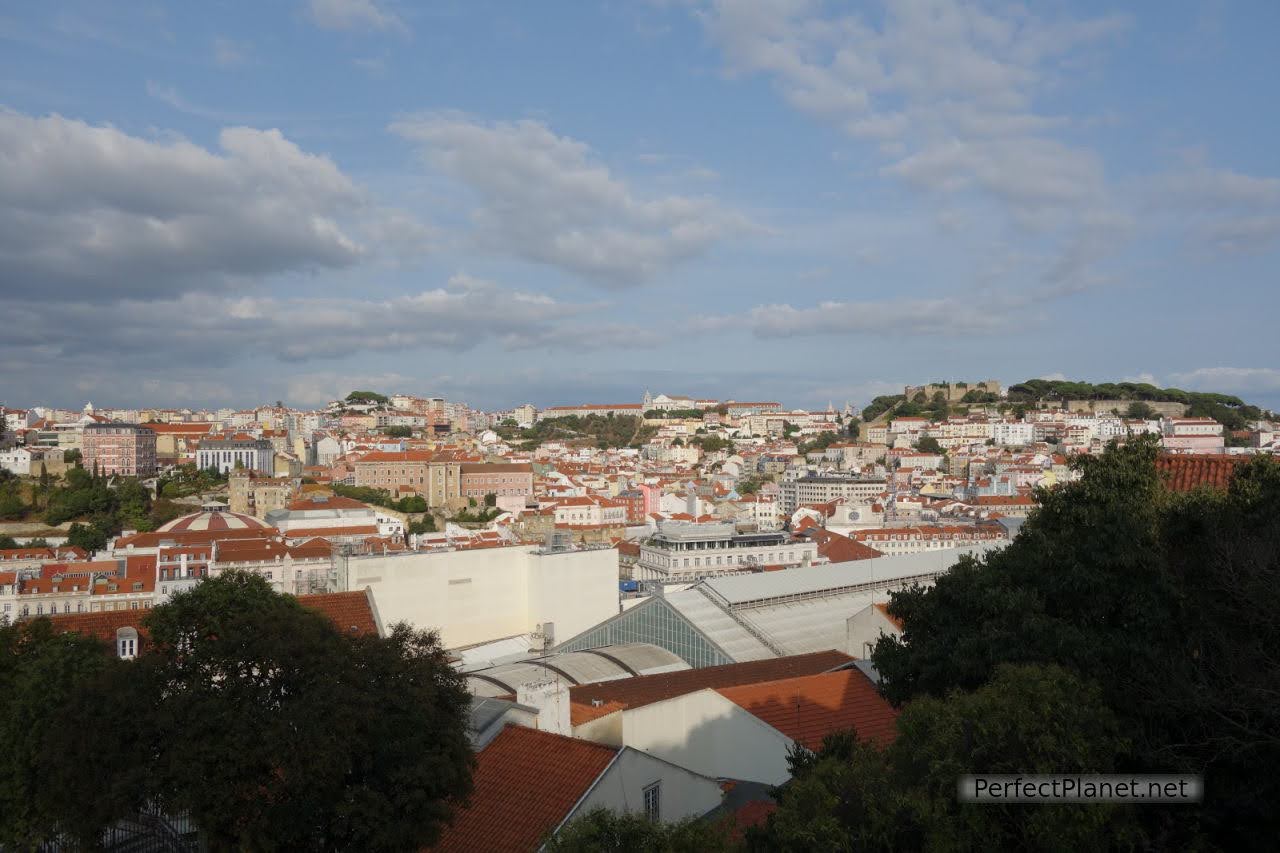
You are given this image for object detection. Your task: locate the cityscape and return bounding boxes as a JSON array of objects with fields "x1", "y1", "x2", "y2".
[{"x1": 2, "y1": 2, "x2": 1279, "y2": 851}]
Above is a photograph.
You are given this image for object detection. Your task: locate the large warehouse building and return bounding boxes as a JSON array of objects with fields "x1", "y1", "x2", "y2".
[
  {"x1": 344, "y1": 542, "x2": 619, "y2": 650},
  {"x1": 555, "y1": 544, "x2": 1000, "y2": 667}
]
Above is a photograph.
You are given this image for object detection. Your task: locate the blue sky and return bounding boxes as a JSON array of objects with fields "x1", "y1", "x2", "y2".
[{"x1": 2, "y1": 0, "x2": 1278, "y2": 412}]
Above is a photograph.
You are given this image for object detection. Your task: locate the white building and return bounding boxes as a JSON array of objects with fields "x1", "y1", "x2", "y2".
[
  {"x1": 636, "y1": 521, "x2": 817, "y2": 582},
  {"x1": 779, "y1": 475, "x2": 887, "y2": 514},
  {"x1": 197, "y1": 437, "x2": 275, "y2": 474},
  {"x1": 344, "y1": 543, "x2": 619, "y2": 649}
]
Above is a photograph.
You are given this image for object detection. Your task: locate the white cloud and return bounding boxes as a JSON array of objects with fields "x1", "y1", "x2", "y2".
[
  {"x1": 390, "y1": 112, "x2": 752, "y2": 286},
  {"x1": 1146, "y1": 166, "x2": 1280, "y2": 254},
  {"x1": 693, "y1": 292, "x2": 1030, "y2": 340},
  {"x1": 1168, "y1": 367, "x2": 1280, "y2": 394},
  {"x1": 306, "y1": 0, "x2": 408, "y2": 35},
  {"x1": 213, "y1": 37, "x2": 250, "y2": 68},
  {"x1": 0, "y1": 274, "x2": 664, "y2": 370},
  {"x1": 694, "y1": 0, "x2": 1132, "y2": 288},
  {"x1": 0, "y1": 110, "x2": 425, "y2": 300}
]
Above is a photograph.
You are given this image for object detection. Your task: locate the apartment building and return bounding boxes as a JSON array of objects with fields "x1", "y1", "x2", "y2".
[
  {"x1": 197, "y1": 436, "x2": 274, "y2": 474},
  {"x1": 81, "y1": 423, "x2": 157, "y2": 477},
  {"x1": 780, "y1": 475, "x2": 887, "y2": 514},
  {"x1": 352, "y1": 450, "x2": 461, "y2": 508},
  {"x1": 635, "y1": 521, "x2": 817, "y2": 583}
]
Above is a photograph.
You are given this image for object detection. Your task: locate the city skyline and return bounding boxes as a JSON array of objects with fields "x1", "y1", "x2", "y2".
[{"x1": 3, "y1": 1, "x2": 1279, "y2": 411}]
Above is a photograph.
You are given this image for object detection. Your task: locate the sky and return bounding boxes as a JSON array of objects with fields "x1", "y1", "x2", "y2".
[{"x1": 2, "y1": 0, "x2": 1279, "y2": 413}]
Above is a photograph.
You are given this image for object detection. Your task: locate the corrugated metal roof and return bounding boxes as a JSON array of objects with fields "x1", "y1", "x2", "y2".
[
  {"x1": 737, "y1": 589, "x2": 887, "y2": 656},
  {"x1": 664, "y1": 588, "x2": 775, "y2": 662},
  {"x1": 701, "y1": 544, "x2": 1000, "y2": 606}
]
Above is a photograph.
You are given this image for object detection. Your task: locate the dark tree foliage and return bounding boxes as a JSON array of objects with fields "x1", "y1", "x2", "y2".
[
  {"x1": 750, "y1": 665, "x2": 1139, "y2": 852},
  {"x1": 345, "y1": 390, "x2": 389, "y2": 405},
  {"x1": 331, "y1": 482, "x2": 428, "y2": 513},
  {"x1": 915, "y1": 436, "x2": 943, "y2": 453},
  {"x1": 510, "y1": 415, "x2": 657, "y2": 449},
  {"x1": 0, "y1": 573, "x2": 473, "y2": 851},
  {"x1": 872, "y1": 436, "x2": 1280, "y2": 848},
  {"x1": 1004, "y1": 378, "x2": 1264, "y2": 428},
  {"x1": 547, "y1": 807, "x2": 733, "y2": 852},
  {"x1": 690, "y1": 434, "x2": 733, "y2": 453},
  {"x1": 0, "y1": 619, "x2": 147, "y2": 849},
  {"x1": 0, "y1": 535, "x2": 18, "y2": 549},
  {"x1": 382, "y1": 425, "x2": 413, "y2": 438},
  {"x1": 862, "y1": 395, "x2": 906, "y2": 421},
  {"x1": 142, "y1": 572, "x2": 473, "y2": 851}
]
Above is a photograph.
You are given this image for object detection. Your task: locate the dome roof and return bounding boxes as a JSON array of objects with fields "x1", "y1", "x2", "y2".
[{"x1": 157, "y1": 507, "x2": 272, "y2": 533}]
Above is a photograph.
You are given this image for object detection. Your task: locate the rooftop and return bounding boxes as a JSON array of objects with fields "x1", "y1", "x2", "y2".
[
  {"x1": 431, "y1": 726, "x2": 617, "y2": 853},
  {"x1": 569, "y1": 650, "x2": 852, "y2": 725},
  {"x1": 718, "y1": 668, "x2": 899, "y2": 750}
]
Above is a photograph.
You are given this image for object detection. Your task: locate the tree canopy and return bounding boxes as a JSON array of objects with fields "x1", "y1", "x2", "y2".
[
  {"x1": 871, "y1": 436, "x2": 1280, "y2": 847},
  {"x1": 750, "y1": 665, "x2": 1139, "y2": 851},
  {"x1": 0, "y1": 573, "x2": 473, "y2": 850}
]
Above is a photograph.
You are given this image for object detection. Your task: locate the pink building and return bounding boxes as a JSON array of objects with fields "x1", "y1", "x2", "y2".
[{"x1": 81, "y1": 423, "x2": 157, "y2": 477}]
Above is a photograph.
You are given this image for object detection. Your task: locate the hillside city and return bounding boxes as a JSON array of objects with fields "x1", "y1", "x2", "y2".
[
  {"x1": 4, "y1": 1, "x2": 1280, "y2": 849},
  {"x1": 1, "y1": 378, "x2": 1277, "y2": 848}
]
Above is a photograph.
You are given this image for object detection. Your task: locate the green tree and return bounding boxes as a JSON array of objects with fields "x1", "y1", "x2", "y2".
[
  {"x1": 0, "y1": 485, "x2": 24, "y2": 520},
  {"x1": 484, "y1": 492, "x2": 497, "y2": 507},
  {"x1": 0, "y1": 619, "x2": 148, "y2": 849},
  {"x1": 0, "y1": 535, "x2": 18, "y2": 549},
  {"x1": 382, "y1": 425, "x2": 413, "y2": 438},
  {"x1": 915, "y1": 436, "x2": 942, "y2": 453},
  {"x1": 1125, "y1": 401, "x2": 1157, "y2": 419},
  {"x1": 872, "y1": 438, "x2": 1280, "y2": 847},
  {"x1": 65, "y1": 520, "x2": 111, "y2": 552},
  {"x1": 346, "y1": 390, "x2": 389, "y2": 405},
  {"x1": 144, "y1": 572, "x2": 473, "y2": 850},
  {"x1": 752, "y1": 665, "x2": 1138, "y2": 852},
  {"x1": 62, "y1": 448, "x2": 82, "y2": 465},
  {"x1": 548, "y1": 807, "x2": 733, "y2": 852},
  {"x1": 408, "y1": 516, "x2": 437, "y2": 535}
]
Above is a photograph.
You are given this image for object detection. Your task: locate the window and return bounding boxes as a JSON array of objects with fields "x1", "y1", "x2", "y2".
[{"x1": 643, "y1": 782, "x2": 661, "y2": 822}]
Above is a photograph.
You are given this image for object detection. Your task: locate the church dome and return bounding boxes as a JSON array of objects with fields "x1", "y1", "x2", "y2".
[{"x1": 157, "y1": 503, "x2": 272, "y2": 533}]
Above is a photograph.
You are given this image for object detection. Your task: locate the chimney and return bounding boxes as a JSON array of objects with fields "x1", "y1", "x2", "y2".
[{"x1": 517, "y1": 678, "x2": 571, "y2": 736}]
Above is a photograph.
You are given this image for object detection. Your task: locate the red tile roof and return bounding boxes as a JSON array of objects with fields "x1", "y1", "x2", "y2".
[
  {"x1": 299, "y1": 590, "x2": 381, "y2": 636},
  {"x1": 1156, "y1": 454, "x2": 1245, "y2": 492},
  {"x1": 48, "y1": 590, "x2": 380, "y2": 641},
  {"x1": 802, "y1": 528, "x2": 883, "y2": 563},
  {"x1": 431, "y1": 726, "x2": 617, "y2": 853},
  {"x1": 569, "y1": 650, "x2": 853, "y2": 726},
  {"x1": 717, "y1": 669, "x2": 898, "y2": 750}
]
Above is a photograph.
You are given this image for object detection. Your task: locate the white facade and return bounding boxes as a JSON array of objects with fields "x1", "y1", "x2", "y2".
[
  {"x1": 780, "y1": 476, "x2": 887, "y2": 514},
  {"x1": 588, "y1": 688, "x2": 795, "y2": 785},
  {"x1": 569, "y1": 747, "x2": 724, "y2": 825},
  {"x1": 346, "y1": 545, "x2": 618, "y2": 649},
  {"x1": 637, "y1": 521, "x2": 817, "y2": 582},
  {"x1": 197, "y1": 439, "x2": 274, "y2": 474},
  {"x1": 0, "y1": 447, "x2": 34, "y2": 475}
]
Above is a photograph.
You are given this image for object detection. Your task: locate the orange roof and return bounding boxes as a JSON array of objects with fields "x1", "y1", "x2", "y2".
[
  {"x1": 49, "y1": 590, "x2": 379, "y2": 641},
  {"x1": 297, "y1": 590, "x2": 380, "y2": 636},
  {"x1": 1156, "y1": 454, "x2": 1244, "y2": 492},
  {"x1": 569, "y1": 650, "x2": 853, "y2": 726},
  {"x1": 874, "y1": 602, "x2": 904, "y2": 631},
  {"x1": 803, "y1": 528, "x2": 883, "y2": 563},
  {"x1": 717, "y1": 668, "x2": 899, "y2": 750},
  {"x1": 355, "y1": 450, "x2": 437, "y2": 463},
  {"x1": 431, "y1": 726, "x2": 617, "y2": 853}
]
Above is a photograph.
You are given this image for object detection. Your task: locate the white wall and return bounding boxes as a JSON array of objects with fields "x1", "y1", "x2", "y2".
[
  {"x1": 845, "y1": 603, "x2": 899, "y2": 659},
  {"x1": 570, "y1": 748, "x2": 723, "y2": 824},
  {"x1": 620, "y1": 689, "x2": 793, "y2": 785},
  {"x1": 348, "y1": 545, "x2": 617, "y2": 649}
]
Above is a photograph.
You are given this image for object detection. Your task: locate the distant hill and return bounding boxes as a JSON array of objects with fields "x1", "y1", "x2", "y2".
[{"x1": 861, "y1": 379, "x2": 1268, "y2": 431}]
